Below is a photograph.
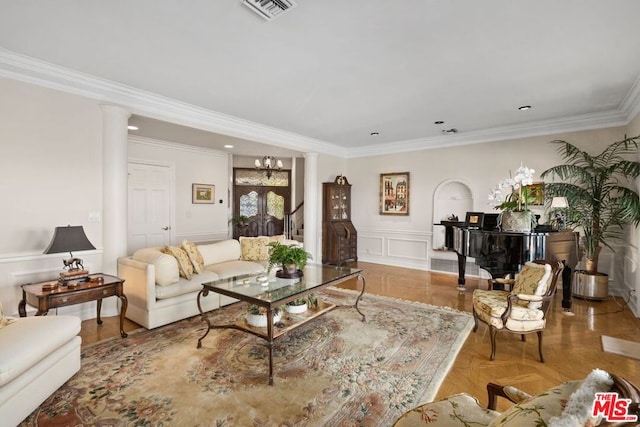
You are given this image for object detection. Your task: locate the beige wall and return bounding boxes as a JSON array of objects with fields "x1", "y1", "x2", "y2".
[
  {"x1": 348, "y1": 127, "x2": 625, "y2": 233},
  {"x1": 128, "y1": 138, "x2": 231, "y2": 243},
  {"x1": 0, "y1": 77, "x2": 106, "y2": 316},
  {"x1": 624, "y1": 113, "x2": 640, "y2": 315},
  {"x1": 0, "y1": 77, "x2": 103, "y2": 255}
]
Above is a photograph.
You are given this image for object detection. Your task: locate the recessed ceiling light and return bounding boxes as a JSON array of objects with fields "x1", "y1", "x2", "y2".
[
  {"x1": 518, "y1": 105, "x2": 532, "y2": 111},
  {"x1": 370, "y1": 132, "x2": 379, "y2": 136},
  {"x1": 434, "y1": 121, "x2": 445, "y2": 125},
  {"x1": 224, "y1": 144, "x2": 234, "y2": 148},
  {"x1": 127, "y1": 125, "x2": 139, "y2": 130}
]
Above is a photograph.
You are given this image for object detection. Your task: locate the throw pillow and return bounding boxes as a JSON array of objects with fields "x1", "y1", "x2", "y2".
[
  {"x1": 182, "y1": 240, "x2": 204, "y2": 274},
  {"x1": 488, "y1": 370, "x2": 613, "y2": 427},
  {"x1": 239, "y1": 236, "x2": 270, "y2": 261},
  {"x1": 548, "y1": 369, "x2": 613, "y2": 427},
  {"x1": 268, "y1": 234, "x2": 285, "y2": 244},
  {"x1": 162, "y1": 245, "x2": 194, "y2": 280}
]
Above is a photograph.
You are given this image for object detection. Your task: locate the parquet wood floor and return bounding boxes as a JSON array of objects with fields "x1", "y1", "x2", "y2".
[{"x1": 81, "y1": 261, "x2": 640, "y2": 412}]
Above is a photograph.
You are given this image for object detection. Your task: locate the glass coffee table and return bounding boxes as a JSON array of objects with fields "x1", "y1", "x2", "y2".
[{"x1": 196, "y1": 264, "x2": 365, "y2": 385}]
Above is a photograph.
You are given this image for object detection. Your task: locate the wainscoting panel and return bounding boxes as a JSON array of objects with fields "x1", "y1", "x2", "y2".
[
  {"x1": 387, "y1": 238, "x2": 428, "y2": 260},
  {"x1": 357, "y1": 228, "x2": 430, "y2": 271},
  {"x1": 359, "y1": 235, "x2": 384, "y2": 256}
]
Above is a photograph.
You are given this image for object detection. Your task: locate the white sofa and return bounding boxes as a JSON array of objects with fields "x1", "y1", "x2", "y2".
[
  {"x1": 0, "y1": 305, "x2": 81, "y2": 426},
  {"x1": 117, "y1": 237, "x2": 298, "y2": 329}
]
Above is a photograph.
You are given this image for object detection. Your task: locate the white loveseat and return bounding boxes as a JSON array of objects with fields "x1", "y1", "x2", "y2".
[
  {"x1": 117, "y1": 237, "x2": 299, "y2": 329},
  {"x1": 0, "y1": 303, "x2": 81, "y2": 426}
]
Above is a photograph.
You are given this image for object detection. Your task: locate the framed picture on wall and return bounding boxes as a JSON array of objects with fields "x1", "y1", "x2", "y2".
[
  {"x1": 192, "y1": 183, "x2": 215, "y2": 204},
  {"x1": 380, "y1": 172, "x2": 410, "y2": 215},
  {"x1": 526, "y1": 182, "x2": 545, "y2": 206}
]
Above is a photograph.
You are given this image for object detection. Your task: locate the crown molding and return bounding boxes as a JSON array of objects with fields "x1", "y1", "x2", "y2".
[
  {"x1": 346, "y1": 109, "x2": 630, "y2": 158},
  {"x1": 0, "y1": 48, "x2": 345, "y2": 157},
  {"x1": 128, "y1": 135, "x2": 229, "y2": 157},
  {"x1": 620, "y1": 73, "x2": 640, "y2": 123},
  {"x1": 1, "y1": 48, "x2": 638, "y2": 161}
]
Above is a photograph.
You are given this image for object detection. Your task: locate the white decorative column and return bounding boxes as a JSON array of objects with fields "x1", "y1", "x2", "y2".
[
  {"x1": 100, "y1": 105, "x2": 130, "y2": 274},
  {"x1": 303, "y1": 152, "x2": 319, "y2": 263}
]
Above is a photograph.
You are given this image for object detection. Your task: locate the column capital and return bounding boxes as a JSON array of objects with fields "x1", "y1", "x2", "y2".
[{"x1": 99, "y1": 104, "x2": 131, "y2": 119}]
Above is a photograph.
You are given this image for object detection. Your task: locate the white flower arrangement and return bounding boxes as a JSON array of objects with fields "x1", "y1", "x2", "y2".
[{"x1": 488, "y1": 164, "x2": 536, "y2": 212}]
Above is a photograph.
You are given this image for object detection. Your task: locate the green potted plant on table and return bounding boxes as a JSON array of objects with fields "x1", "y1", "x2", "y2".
[
  {"x1": 540, "y1": 135, "x2": 640, "y2": 299},
  {"x1": 246, "y1": 305, "x2": 282, "y2": 327},
  {"x1": 268, "y1": 242, "x2": 311, "y2": 278},
  {"x1": 230, "y1": 214, "x2": 250, "y2": 238},
  {"x1": 285, "y1": 293, "x2": 318, "y2": 314},
  {"x1": 230, "y1": 214, "x2": 250, "y2": 226}
]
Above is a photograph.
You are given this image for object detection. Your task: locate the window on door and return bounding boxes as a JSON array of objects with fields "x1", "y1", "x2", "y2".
[{"x1": 233, "y1": 168, "x2": 291, "y2": 238}]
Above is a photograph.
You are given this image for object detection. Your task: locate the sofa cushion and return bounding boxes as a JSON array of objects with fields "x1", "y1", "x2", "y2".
[
  {"x1": 239, "y1": 236, "x2": 270, "y2": 261},
  {"x1": 198, "y1": 240, "x2": 242, "y2": 265},
  {"x1": 162, "y1": 245, "x2": 194, "y2": 280},
  {"x1": 132, "y1": 247, "x2": 180, "y2": 287},
  {"x1": 155, "y1": 271, "x2": 220, "y2": 299},
  {"x1": 205, "y1": 260, "x2": 265, "y2": 279},
  {"x1": 473, "y1": 289, "x2": 546, "y2": 331},
  {"x1": 0, "y1": 316, "x2": 80, "y2": 387},
  {"x1": 182, "y1": 240, "x2": 204, "y2": 273}
]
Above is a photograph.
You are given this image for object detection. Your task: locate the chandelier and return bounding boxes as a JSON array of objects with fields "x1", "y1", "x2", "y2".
[{"x1": 254, "y1": 155, "x2": 283, "y2": 178}]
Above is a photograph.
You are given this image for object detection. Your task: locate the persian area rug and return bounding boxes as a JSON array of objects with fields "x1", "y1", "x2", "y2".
[{"x1": 21, "y1": 288, "x2": 474, "y2": 427}]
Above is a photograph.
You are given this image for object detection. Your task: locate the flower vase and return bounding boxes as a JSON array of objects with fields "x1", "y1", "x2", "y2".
[{"x1": 499, "y1": 210, "x2": 534, "y2": 232}]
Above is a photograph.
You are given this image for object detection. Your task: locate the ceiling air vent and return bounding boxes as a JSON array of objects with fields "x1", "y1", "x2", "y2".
[{"x1": 242, "y1": 0, "x2": 297, "y2": 21}]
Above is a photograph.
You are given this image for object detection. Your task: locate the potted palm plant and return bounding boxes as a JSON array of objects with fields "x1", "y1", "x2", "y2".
[
  {"x1": 268, "y1": 242, "x2": 311, "y2": 278},
  {"x1": 540, "y1": 135, "x2": 640, "y2": 299}
]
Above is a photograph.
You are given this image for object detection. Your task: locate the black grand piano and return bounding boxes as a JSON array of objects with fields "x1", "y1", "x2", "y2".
[{"x1": 441, "y1": 214, "x2": 579, "y2": 309}]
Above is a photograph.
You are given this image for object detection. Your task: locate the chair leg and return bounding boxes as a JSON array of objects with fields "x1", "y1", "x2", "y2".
[
  {"x1": 472, "y1": 308, "x2": 479, "y2": 332},
  {"x1": 537, "y1": 331, "x2": 545, "y2": 363},
  {"x1": 489, "y1": 326, "x2": 498, "y2": 360}
]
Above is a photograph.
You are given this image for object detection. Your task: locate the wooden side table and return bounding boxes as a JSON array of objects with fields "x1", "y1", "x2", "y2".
[{"x1": 18, "y1": 273, "x2": 128, "y2": 338}]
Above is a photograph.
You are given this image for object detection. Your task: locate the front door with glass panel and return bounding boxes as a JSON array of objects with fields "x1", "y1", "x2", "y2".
[{"x1": 233, "y1": 169, "x2": 291, "y2": 238}]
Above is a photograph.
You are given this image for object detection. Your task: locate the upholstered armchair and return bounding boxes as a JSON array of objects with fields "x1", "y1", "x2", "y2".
[
  {"x1": 472, "y1": 260, "x2": 563, "y2": 362},
  {"x1": 393, "y1": 370, "x2": 640, "y2": 427}
]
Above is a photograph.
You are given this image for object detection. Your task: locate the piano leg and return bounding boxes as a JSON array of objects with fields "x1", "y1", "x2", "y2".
[
  {"x1": 456, "y1": 252, "x2": 466, "y2": 290},
  {"x1": 561, "y1": 261, "x2": 572, "y2": 311}
]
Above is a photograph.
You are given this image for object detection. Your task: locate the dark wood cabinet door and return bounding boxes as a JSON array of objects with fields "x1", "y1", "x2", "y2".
[{"x1": 322, "y1": 176, "x2": 357, "y2": 265}]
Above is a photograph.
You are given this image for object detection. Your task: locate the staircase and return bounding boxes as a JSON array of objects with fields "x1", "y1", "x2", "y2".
[{"x1": 285, "y1": 202, "x2": 304, "y2": 243}]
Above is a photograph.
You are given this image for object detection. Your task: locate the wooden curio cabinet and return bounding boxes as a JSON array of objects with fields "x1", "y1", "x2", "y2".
[{"x1": 322, "y1": 175, "x2": 357, "y2": 265}]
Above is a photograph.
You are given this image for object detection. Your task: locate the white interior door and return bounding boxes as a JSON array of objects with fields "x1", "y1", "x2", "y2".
[{"x1": 128, "y1": 162, "x2": 173, "y2": 254}]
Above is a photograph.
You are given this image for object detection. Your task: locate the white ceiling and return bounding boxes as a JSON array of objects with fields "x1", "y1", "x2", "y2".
[{"x1": 1, "y1": 1, "x2": 640, "y2": 157}]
